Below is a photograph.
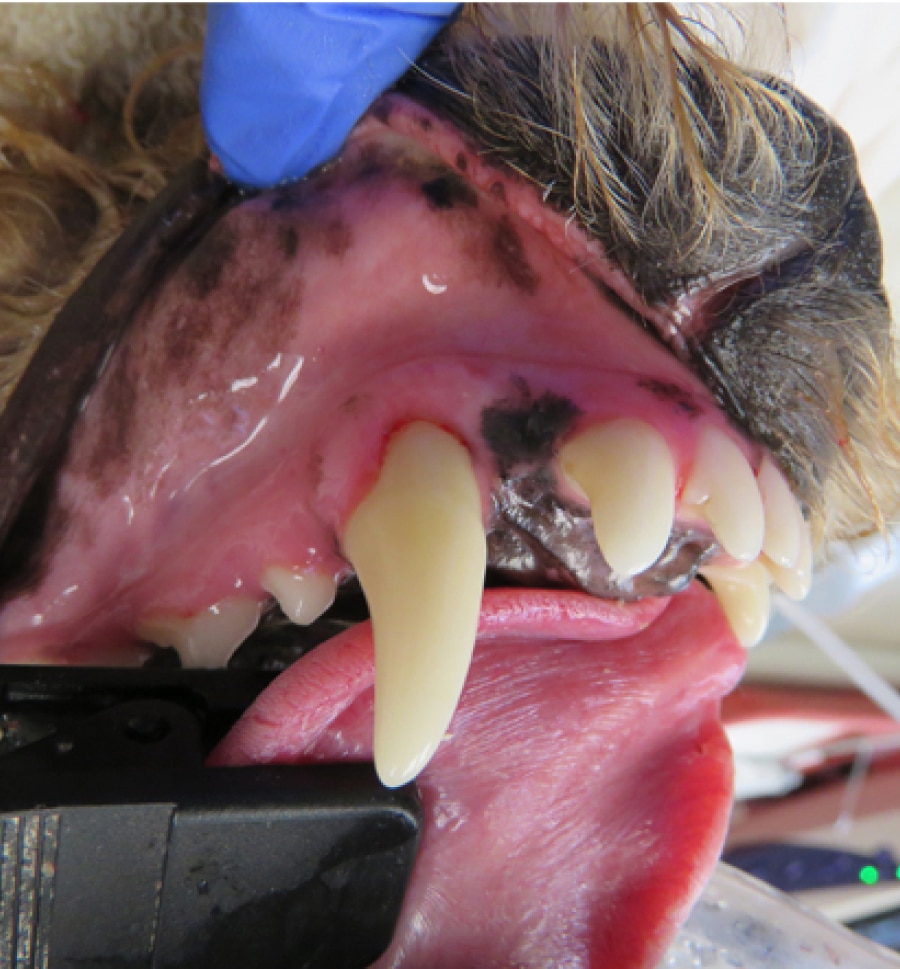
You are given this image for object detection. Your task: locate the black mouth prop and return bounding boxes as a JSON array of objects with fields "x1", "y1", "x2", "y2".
[{"x1": 0, "y1": 662, "x2": 421, "y2": 969}]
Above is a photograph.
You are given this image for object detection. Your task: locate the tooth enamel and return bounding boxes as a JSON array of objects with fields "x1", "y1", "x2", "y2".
[
  {"x1": 559, "y1": 419, "x2": 675, "y2": 577},
  {"x1": 700, "y1": 561, "x2": 771, "y2": 648},
  {"x1": 261, "y1": 566, "x2": 337, "y2": 625},
  {"x1": 137, "y1": 597, "x2": 261, "y2": 668},
  {"x1": 765, "y1": 519, "x2": 813, "y2": 601},
  {"x1": 758, "y1": 456, "x2": 802, "y2": 568},
  {"x1": 683, "y1": 426, "x2": 765, "y2": 562},
  {"x1": 343, "y1": 422, "x2": 486, "y2": 788}
]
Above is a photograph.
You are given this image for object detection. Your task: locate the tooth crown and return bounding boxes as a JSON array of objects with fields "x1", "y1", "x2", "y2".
[
  {"x1": 137, "y1": 597, "x2": 261, "y2": 668},
  {"x1": 556, "y1": 416, "x2": 812, "y2": 648},
  {"x1": 343, "y1": 422, "x2": 487, "y2": 787},
  {"x1": 682, "y1": 425, "x2": 764, "y2": 563},
  {"x1": 758, "y1": 456, "x2": 803, "y2": 568},
  {"x1": 261, "y1": 566, "x2": 337, "y2": 625},
  {"x1": 559, "y1": 419, "x2": 676, "y2": 578}
]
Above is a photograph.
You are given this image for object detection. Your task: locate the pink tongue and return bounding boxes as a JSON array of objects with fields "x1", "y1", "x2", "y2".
[{"x1": 212, "y1": 584, "x2": 744, "y2": 969}]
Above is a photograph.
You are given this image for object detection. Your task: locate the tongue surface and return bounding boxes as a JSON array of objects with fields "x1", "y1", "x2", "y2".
[{"x1": 212, "y1": 584, "x2": 744, "y2": 969}]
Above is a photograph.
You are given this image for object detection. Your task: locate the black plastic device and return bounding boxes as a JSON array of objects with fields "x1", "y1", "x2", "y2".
[{"x1": 0, "y1": 665, "x2": 421, "y2": 969}]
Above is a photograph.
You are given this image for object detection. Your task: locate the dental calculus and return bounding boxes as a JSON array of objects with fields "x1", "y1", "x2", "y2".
[
  {"x1": 561, "y1": 419, "x2": 811, "y2": 649},
  {"x1": 343, "y1": 422, "x2": 487, "y2": 788}
]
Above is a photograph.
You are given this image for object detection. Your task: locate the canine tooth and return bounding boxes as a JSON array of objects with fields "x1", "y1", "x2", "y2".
[
  {"x1": 137, "y1": 597, "x2": 261, "y2": 668},
  {"x1": 261, "y1": 566, "x2": 337, "y2": 625},
  {"x1": 701, "y1": 561, "x2": 771, "y2": 648},
  {"x1": 683, "y1": 426, "x2": 764, "y2": 562},
  {"x1": 343, "y1": 422, "x2": 486, "y2": 788},
  {"x1": 559, "y1": 419, "x2": 675, "y2": 576},
  {"x1": 758, "y1": 456, "x2": 802, "y2": 568},
  {"x1": 765, "y1": 520, "x2": 813, "y2": 601}
]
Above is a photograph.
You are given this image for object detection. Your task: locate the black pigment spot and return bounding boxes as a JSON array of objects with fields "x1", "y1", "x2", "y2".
[
  {"x1": 356, "y1": 143, "x2": 389, "y2": 180},
  {"x1": 638, "y1": 378, "x2": 702, "y2": 417},
  {"x1": 317, "y1": 219, "x2": 353, "y2": 258},
  {"x1": 85, "y1": 346, "x2": 137, "y2": 491},
  {"x1": 160, "y1": 303, "x2": 215, "y2": 382},
  {"x1": 371, "y1": 100, "x2": 393, "y2": 125},
  {"x1": 421, "y1": 174, "x2": 479, "y2": 211},
  {"x1": 182, "y1": 222, "x2": 237, "y2": 299},
  {"x1": 279, "y1": 224, "x2": 299, "y2": 259},
  {"x1": 455, "y1": 152, "x2": 468, "y2": 172},
  {"x1": 489, "y1": 182, "x2": 506, "y2": 203},
  {"x1": 481, "y1": 384, "x2": 581, "y2": 473},
  {"x1": 491, "y1": 215, "x2": 539, "y2": 294},
  {"x1": 270, "y1": 188, "x2": 305, "y2": 213}
]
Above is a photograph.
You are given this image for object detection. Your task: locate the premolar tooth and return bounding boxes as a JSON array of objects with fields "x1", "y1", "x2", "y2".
[
  {"x1": 137, "y1": 597, "x2": 261, "y2": 668},
  {"x1": 701, "y1": 561, "x2": 771, "y2": 648},
  {"x1": 765, "y1": 520, "x2": 813, "y2": 600},
  {"x1": 343, "y1": 422, "x2": 486, "y2": 788},
  {"x1": 559, "y1": 419, "x2": 675, "y2": 577},
  {"x1": 683, "y1": 426, "x2": 764, "y2": 562},
  {"x1": 261, "y1": 566, "x2": 337, "y2": 624},
  {"x1": 758, "y1": 456, "x2": 802, "y2": 568}
]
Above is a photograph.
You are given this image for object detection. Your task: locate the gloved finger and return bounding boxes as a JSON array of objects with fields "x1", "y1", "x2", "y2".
[{"x1": 201, "y1": 2, "x2": 460, "y2": 188}]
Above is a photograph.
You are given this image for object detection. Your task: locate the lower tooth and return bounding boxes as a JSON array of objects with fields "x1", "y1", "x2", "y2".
[
  {"x1": 701, "y1": 561, "x2": 771, "y2": 648},
  {"x1": 260, "y1": 566, "x2": 337, "y2": 624},
  {"x1": 137, "y1": 597, "x2": 261, "y2": 668}
]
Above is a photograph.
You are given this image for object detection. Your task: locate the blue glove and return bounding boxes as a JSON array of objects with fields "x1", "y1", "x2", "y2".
[{"x1": 201, "y1": 2, "x2": 459, "y2": 188}]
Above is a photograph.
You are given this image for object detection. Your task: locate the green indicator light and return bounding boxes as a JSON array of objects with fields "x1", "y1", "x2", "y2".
[
  {"x1": 896, "y1": 866, "x2": 900, "y2": 881},
  {"x1": 860, "y1": 866, "x2": 880, "y2": 886}
]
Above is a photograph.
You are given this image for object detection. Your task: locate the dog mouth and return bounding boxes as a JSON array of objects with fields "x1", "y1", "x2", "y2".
[{"x1": 0, "y1": 28, "x2": 890, "y2": 968}]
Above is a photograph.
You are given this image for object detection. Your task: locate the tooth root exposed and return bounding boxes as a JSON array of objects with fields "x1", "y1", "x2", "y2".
[
  {"x1": 559, "y1": 419, "x2": 676, "y2": 577},
  {"x1": 261, "y1": 566, "x2": 337, "y2": 625},
  {"x1": 701, "y1": 561, "x2": 771, "y2": 648},
  {"x1": 758, "y1": 456, "x2": 802, "y2": 568},
  {"x1": 765, "y1": 520, "x2": 813, "y2": 601},
  {"x1": 343, "y1": 422, "x2": 487, "y2": 788},
  {"x1": 683, "y1": 425, "x2": 765, "y2": 562},
  {"x1": 137, "y1": 597, "x2": 261, "y2": 668}
]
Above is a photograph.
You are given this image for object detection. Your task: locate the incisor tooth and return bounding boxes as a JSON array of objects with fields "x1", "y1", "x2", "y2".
[
  {"x1": 701, "y1": 560, "x2": 771, "y2": 648},
  {"x1": 137, "y1": 597, "x2": 261, "y2": 668},
  {"x1": 765, "y1": 519, "x2": 813, "y2": 601},
  {"x1": 683, "y1": 425, "x2": 764, "y2": 562},
  {"x1": 758, "y1": 456, "x2": 802, "y2": 568},
  {"x1": 559, "y1": 419, "x2": 675, "y2": 577},
  {"x1": 261, "y1": 566, "x2": 337, "y2": 625},
  {"x1": 343, "y1": 422, "x2": 486, "y2": 788}
]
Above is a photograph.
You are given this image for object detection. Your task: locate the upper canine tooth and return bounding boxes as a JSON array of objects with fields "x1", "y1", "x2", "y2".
[
  {"x1": 343, "y1": 422, "x2": 486, "y2": 788},
  {"x1": 700, "y1": 561, "x2": 771, "y2": 648},
  {"x1": 559, "y1": 419, "x2": 675, "y2": 577},
  {"x1": 765, "y1": 519, "x2": 813, "y2": 601},
  {"x1": 758, "y1": 456, "x2": 802, "y2": 568},
  {"x1": 683, "y1": 425, "x2": 764, "y2": 562},
  {"x1": 261, "y1": 566, "x2": 337, "y2": 625},
  {"x1": 137, "y1": 596, "x2": 261, "y2": 668}
]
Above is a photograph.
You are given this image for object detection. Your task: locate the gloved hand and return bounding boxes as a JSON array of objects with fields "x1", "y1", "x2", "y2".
[{"x1": 201, "y1": 2, "x2": 460, "y2": 188}]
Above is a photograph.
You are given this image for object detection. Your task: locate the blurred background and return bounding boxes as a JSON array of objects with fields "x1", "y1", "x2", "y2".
[{"x1": 721, "y1": 7, "x2": 900, "y2": 948}]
